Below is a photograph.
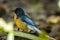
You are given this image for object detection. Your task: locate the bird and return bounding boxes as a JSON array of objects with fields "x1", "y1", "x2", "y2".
[{"x1": 13, "y1": 8, "x2": 41, "y2": 33}]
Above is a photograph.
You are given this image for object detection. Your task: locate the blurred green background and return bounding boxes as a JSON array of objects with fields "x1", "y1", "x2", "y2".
[{"x1": 0, "y1": 0, "x2": 60, "y2": 40}]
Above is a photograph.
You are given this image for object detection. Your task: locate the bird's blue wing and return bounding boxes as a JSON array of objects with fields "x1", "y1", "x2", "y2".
[
  {"x1": 19, "y1": 15, "x2": 41, "y2": 33},
  {"x1": 21, "y1": 16, "x2": 35, "y2": 26}
]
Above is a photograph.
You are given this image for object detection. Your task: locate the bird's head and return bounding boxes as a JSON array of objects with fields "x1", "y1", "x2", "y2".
[{"x1": 14, "y1": 8, "x2": 25, "y2": 16}]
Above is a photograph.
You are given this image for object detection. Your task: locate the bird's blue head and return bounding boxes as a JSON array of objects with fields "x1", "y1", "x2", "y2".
[{"x1": 14, "y1": 8, "x2": 25, "y2": 17}]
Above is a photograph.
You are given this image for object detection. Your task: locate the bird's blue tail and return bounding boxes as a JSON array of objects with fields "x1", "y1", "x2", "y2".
[
  {"x1": 28, "y1": 25, "x2": 41, "y2": 33},
  {"x1": 33, "y1": 27, "x2": 41, "y2": 33}
]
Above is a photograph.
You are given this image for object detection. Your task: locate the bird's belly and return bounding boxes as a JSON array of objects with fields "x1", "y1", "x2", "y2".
[
  {"x1": 15, "y1": 18, "x2": 27, "y2": 30},
  {"x1": 13, "y1": 13, "x2": 27, "y2": 30}
]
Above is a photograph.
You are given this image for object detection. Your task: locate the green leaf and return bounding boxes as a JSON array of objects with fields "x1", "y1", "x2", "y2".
[
  {"x1": 58, "y1": 0, "x2": 60, "y2": 8},
  {"x1": 14, "y1": 31, "x2": 39, "y2": 40},
  {"x1": 38, "y1": 30, "x2": 49, "y2": 40}
]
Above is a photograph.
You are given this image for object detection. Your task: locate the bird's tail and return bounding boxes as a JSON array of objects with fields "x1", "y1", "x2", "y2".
[
  {"x1": 27, "y1": 25, "x2": 41, "y2": 33},
  {"x1": 33, "y1": 27, "x2": 41, "y2": 33}
]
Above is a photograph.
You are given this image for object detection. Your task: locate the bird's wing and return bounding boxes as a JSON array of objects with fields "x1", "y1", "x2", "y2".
[
  {"x1": 21, "y1": 16, "x2": 35, "y2": 26},
  {"x1": 19, "y1": 16, "x2": 40, "y2": 33}
]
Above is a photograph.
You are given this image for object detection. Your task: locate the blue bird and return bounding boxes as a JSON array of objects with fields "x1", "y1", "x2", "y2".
[{"x1": 14, "y1": 8, "x2": 41, "y2": 33}]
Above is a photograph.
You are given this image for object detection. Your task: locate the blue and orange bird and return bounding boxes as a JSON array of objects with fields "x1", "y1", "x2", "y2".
[{"x1": 13, "y1": 8, "x2": 41, "y2": 33}]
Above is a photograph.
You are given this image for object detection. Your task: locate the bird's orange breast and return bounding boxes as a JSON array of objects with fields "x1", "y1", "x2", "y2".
[{"x1": 13, "y1": 13, "x2": 27, "y2": 30}]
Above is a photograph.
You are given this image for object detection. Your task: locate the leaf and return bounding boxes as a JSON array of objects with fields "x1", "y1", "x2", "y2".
[
  {"x1": 14, "y1": 31, "x2": 39, "y2": 40},
  {"x1": 38, "y1": 30, "x2": 49, "y2": 40},
  {"x1": 58, "y1": 0, "x2": 60, "y2": 8}
]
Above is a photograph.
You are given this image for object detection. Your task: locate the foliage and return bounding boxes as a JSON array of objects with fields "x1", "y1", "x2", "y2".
[
  {"x1": 0, "y1": 18, "x2": 49, "y2": 40},
  {"x1": 58, "y1": 0, "x2": 60, "y2": 8},
  {"x1": 39, "y1": 30, "x2": 49, "y2": 40}
]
